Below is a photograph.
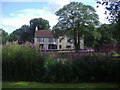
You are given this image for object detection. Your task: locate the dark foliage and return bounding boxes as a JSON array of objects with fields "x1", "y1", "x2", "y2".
[{"x1": 2, "y1": 44, "x2": 120, "y2": 83}]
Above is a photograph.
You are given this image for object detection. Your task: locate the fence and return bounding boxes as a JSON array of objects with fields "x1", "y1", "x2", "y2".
[{"x1": 99, "y1": 44, "x2": 120, "y2": 52}]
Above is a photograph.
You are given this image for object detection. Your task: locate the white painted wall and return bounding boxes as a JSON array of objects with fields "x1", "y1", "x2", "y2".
[
  {"x1": 58, "y1": 36, "x2": 74, "y2": 50},
  {"x1": 80, "y1": 39, "x2": 84, "y2": 49},
  {"x1": 34, "y1": 37, "x2": 58, "y2": 50},
  {"x1": 34, "y1": 36, "x2": 84, "y2": 50}
]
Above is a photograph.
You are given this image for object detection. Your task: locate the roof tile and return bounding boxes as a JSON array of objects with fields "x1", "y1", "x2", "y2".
[{"x1": 34, "y1": 30, "x2": 53, "y2": 38}]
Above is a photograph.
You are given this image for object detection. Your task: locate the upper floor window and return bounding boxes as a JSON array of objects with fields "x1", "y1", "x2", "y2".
[
  {"x1": 67, "y1": 38, "x2": 73, "y2": 44},
  {"x1": 59, "y1": 37, "x2": 64, "y2": 43},
  {"x1": 37, "y1": 38, "x2": 44, "y2": 42},
  {"x1": 59, "y1": 39, "x2": 62, "y2": 43},
  {"x1": 49, "y1": 38, "x2": 56, "y2": 42}
]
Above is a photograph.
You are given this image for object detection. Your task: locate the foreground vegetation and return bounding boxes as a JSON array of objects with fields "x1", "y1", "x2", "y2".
[
  {"x1": 3, "y1": 82, "x2": 120, "y2": 88},
  {"x1": 2, "y1": 43, "x2": 120, "y2": 83}
]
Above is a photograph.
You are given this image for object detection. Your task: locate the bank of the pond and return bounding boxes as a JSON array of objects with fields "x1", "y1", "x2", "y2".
[{"x1": 2, "y1": 82, "x2": 120, "y2": 88}]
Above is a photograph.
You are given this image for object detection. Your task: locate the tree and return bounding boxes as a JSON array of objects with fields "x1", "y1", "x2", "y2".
[
  {"x1": 0, "y1": 29, "x2": 8, "y2": 44},
  {"x1": 6, "y1": 34, "x2": 17, "y2": 42},
  {"x1": 84, "y1": 28, "x2": 101, "y2": 48},
  {"x1": 12, "y1": 25, "x2": 30, "y2": 42},
  {"x1": 52, "y1": 25, "x2": 66, "y2": 38},
  {"x1": 30, "y1": 18, "x2": 50, "y2": 30},
  {"x1": 97, "y1": 24, "x2": 116, "y2": 45},
  {"x1": 54, "y1": 2, "x2": 99, "y2": 51},
  {"x1": 29, "y1": 18, "x2": 50, "y2": 41},
  {"x1": 96, "y1": 0, "x2": 120, "y2": 43},
  {"x1": 12, "y1": 18, "x2": 50, "y2": 42}
]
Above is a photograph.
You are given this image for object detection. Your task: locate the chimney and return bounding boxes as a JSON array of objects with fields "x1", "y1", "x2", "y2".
[{"x1": 35, "y1": 26, "x2": 38, "y2": 31}]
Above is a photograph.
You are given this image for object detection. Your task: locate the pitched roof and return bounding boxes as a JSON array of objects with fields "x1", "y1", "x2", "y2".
[{"x1": 34, "y1": 30, "x2": 53, "y2": 38}]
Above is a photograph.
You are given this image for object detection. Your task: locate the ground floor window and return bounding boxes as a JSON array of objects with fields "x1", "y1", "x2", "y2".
[
  {"x1": 48, "y1": 44, "x2": 57, "y2": 49},
  {"x1": 59, "y1": 45, "x2": 62, "y2": 49},
  {"x1": 66, "y1": 45, "x2": 71, "y2": 48},
  {"x1": 39, "y1": 44, "x2": 44, "y2": 49}
]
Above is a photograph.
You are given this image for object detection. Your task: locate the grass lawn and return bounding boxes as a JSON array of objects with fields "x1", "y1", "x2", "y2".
[{"x1": 2, "y1": 81, "x2": 120, "y2": 89}]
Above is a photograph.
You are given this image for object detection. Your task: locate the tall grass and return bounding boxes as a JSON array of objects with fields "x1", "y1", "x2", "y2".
[
  {"x1": 2, "y1": 42, "x2": 47, "y2": 81},
  {"x1": 2, "y1": 43, "x2": 120, "y2": 83}
]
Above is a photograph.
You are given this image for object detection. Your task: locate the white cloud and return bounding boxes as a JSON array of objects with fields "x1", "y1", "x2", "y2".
[
  {"x1": 1, "y1": 24, "x2": 17, "y2": 33},
  {"x1": 2, "y1": 7, "x2": 58, "y2": 34},
  {"x1": 1, "y1": 0, "x2": 51, "y2": 2},
  {"x1": 1, "y1": 0, "x2": 82, "y2": 2},
  {"x1": 9, "y1": 13, "x2": 15, "y2": 16},
  {"x1": 47, "y1": 0, "x2": 70, "y2": 13},
  {"x1": 2, "y1": 0, "x2": 75, "y2": 34},
  {"x1": 1, "y1": 0, "x2": 110, "y2": 34}
]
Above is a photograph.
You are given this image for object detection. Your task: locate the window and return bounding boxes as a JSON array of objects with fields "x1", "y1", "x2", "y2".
[
  {"x1": 49, "y1": 38, "x2": 53, "y2": 42},
  {"x1": 59, "y1": 45, "x2": 62, "y2": 49},
  {"x1": 48, "y1": 44, "x2": 57, "y2": 49},
  {"x1": 39, "y1": 44, "x2": 44, "y2": 49},
  {"x1": 41, "y1": 38, "x2": 44, "y2": 42},
  {"x1": 49, "y1": 38, "x2": 56, "y2": 42},
  {"x1": 37, "y1": 38, "x2": 44, "y2": 42},
  {"x1": 37, "y1": 38, "x2": 39, "y2": 42},
  {"x1": 67, "y1": 38, "x2": 73, "y2": 43},
  {"x1": 59, "y1": 39, "x2": 62, "y2": 43},
  {"x1": 66, "y1": 45, "x2": 71, "y2": 48},
  {"x1": 59, "y1": 37, "x2": 64, "y2": 43},
  {"x1": 53, "y1": 38, "x2": 56, "y2": 42}
]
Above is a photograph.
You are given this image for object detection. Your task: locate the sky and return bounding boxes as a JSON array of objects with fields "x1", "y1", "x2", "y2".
[{"x1": 0, "y1": 0, "x2": 109, "y2": 34}]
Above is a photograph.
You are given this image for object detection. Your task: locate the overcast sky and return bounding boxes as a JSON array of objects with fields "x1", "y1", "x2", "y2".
[{"x1": 0, "y1": 0, "x2": 109, "y2": 34}]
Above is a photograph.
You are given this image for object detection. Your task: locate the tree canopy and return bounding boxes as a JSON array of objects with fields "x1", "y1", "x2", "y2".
[
  {"x1": 12, "y1": 18, "x2": 50, "y2": 42},
  {"x1": 0, "y1": 29, "x2": 8, "y2": 44},
  {"x1": 96, "y1": 0, "x2": 120, "y2": 43},
  {"x1": 97, "y1": 24, "x2": 116, "y2": 45},
  {"x1": 53, "y1": 2, "x2": 99, "y2": 50}
]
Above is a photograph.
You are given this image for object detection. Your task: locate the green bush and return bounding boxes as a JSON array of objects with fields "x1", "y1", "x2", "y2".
[
  {"x1": 2, "y1": 44, "x2": 120, "y2": 83},
  {"x1": 2, "y1": 43, "x2": 47, "y2": 81},
  {"x1": 72, "y1": 53, "x2": 120, "y2": 83},
  {"x1": 42, "y1": 59, "x2": 73, "y2": 83}
]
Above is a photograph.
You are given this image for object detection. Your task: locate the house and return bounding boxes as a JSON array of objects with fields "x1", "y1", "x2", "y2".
[
  {"x1": 34, "y1": 29, "x2": 84, "y2": 50},
  {"x1": 58, "y1": 35, "x2": 74, "y2": 50},
  {"x1": 34, "y1": 30, "x2": 58, "y2": 50}
]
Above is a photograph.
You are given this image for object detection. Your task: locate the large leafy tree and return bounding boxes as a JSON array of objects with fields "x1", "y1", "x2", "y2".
[
  {"x1": 29, "y1": 18, "x2": 50, "y2": 40},
  {"x1": 13, "y1": 25, "x2": 30, "y2": 42},
  {"x1": 12, "y1": 18, "x2": 50, "y2": 42},
  {"x1": 30, "y1": 18, "x2": 50, "y2": 30},
  {"x1": 0, "y1": 29, "x2": 17, "y2": 44},
  {"x1": 54, "y1": 2, "x2": 99, "y2": 51},
  {"x1": 0, "y1": 29, "x2": 8, "y2": 44},
  {"x1": 6, "y1": 34, "x2": 17, "y2": 42},
  {"x1": 84, "y1": 28, "x2": 101, "y2": 47},
  {"x1": 97, "y1": 24, "x2": 116, "y2": 45}
]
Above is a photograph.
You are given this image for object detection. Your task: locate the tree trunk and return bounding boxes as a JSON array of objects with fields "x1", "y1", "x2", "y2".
[
  {"x1": 94, "y1": 40, "x2": 100, "y2": 52},
  {"x1": 78, "y1": 35, "x2": 80, "y2": 50},
  {"x1": 117, "y1": 40, "x2": 120, "y2": 54},
  {"x1": 74, "y1": 37, "x2": 77, "y2": 52},
  {"x1": 74, "y1": 37, "x2": 80, "y2": 52}
]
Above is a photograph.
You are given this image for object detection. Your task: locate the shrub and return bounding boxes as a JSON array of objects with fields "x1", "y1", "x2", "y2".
[
  {"x1": 2, "y1": 42, "x2": 47, "y2": 81},
  {"x1": 2, "y1": 44, "x2": 120, "y2": 83},
  {"x1": 42, "y1": 59, "x2": 73, "y2": 83},
  {"x1": 72, "y1": 53, "x2": 120, "y2": 83}
]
